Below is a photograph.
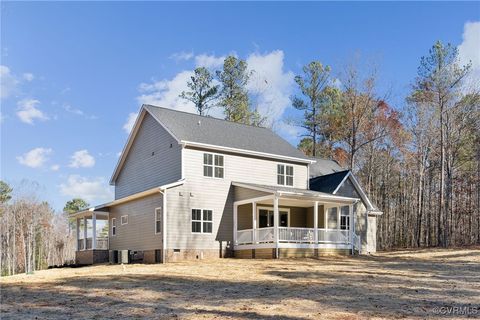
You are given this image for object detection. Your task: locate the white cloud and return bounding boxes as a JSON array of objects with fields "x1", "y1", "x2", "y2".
[
  {"x1": 123, "y1": 112, "x2": 138, "y2": 134},
  {"x1": 16, "y1": 99, "x2": 49, "y2": 124},
  {"x1": 50, "y1": 164, "x2": 60, "y2": 171},
  {"x1": 59, "y1": 175, "x2": 113, "y2": 202},
  {"x1": 63, "y1": 104, "x2": 97, "y2": 120},
  {"x1": 22, "y1": 73, "x2": 34, "y2": 82},
  {"x1": 458, "y1": 21, "x2": 480, "y2": 87},
  {"x1": 195, "y1": 54, "x2": 226, "y2": 69},
  {"x1": 138, "y1": 70, "x2": 196, "y2": 112},
  {"x1": 246, "y1": 50, "x2": 295, "y2": 126},
  {"x1": 136, "y1": 50, "x2": 295, "y2": 124},
  {"x1": 0, "y1": 65, "x2": 18, "y2": 99},
  {"x1": 17, "y1": 147, "x2": 52, "y2": 168},
  {"x1": 63, "y1": 104, "x2": 84, "y2": 116},
  {"x1": 170, "y1": 51, "x2": 194, "y2": 62},
  {"x1": 69, "y1": 149, "x2": 95, "y2": 168}
]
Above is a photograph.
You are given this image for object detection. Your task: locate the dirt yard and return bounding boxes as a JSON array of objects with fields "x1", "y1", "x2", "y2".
[{"x1": 1, "y1": 248, "x2": 479, "y2": 319}]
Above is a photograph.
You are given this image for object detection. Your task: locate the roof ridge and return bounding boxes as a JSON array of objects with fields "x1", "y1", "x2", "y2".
[{"x1": 144, "y1": 104, "x2": 272, "y2": 131}]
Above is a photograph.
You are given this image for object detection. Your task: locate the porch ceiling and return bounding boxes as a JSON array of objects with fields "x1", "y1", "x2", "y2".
[{"x1": 69, "y1": 209, "x2": 109, "y2": 219}]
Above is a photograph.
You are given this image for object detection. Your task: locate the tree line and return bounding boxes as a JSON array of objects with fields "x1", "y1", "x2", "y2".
[
  {"x1": 0, "y1": 181, "x2": 88, "y2": 276},
  {"x1": 290, "y1": 42, "x2": 479, "y2": 249}
]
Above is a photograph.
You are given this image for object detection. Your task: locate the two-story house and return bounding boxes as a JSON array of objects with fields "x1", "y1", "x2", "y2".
[{"x1": 71, "y1": 105, "x2": 382, "y2": 265}]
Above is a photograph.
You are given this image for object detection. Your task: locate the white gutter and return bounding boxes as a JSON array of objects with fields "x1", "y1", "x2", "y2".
[
  {"x1": 94, "y1": 180, "x2": 184, "y2": 210},
  {"x1": 182, "y1": 140, "x2": 316, "y2": 164}
]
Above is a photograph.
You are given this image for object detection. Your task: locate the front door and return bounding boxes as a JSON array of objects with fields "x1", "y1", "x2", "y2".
[{"x1": 258, "y1": 209, "x2": 289, "y2": 228}]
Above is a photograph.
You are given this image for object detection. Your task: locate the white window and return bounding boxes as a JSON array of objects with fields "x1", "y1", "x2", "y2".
[
  {"x1": 155, "y1": 207, "x2": 162, "y2": 234},
  {"x1": 340, "y1": 206, "x2": 350, "y2": 230},
  {"x1": 277, "y1": 164, "x2": 294, "y2": 186},
  {"x1": 203, "y1": 153, "x2": 224, "y2": 178},
  {"x1": 192, "y1": 209, "x2": 213, "y2": 234},
  {"x1": 111, "y1": 218, "x2": 116, "y2": 236},
  {"x1": 121, "y1": 215, "x2": 128, "y2": 225}
]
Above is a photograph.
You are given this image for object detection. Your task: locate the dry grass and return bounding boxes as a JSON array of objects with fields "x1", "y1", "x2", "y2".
[{"x1": 1, "y1": 248, "x2": 479, "y2": 319}]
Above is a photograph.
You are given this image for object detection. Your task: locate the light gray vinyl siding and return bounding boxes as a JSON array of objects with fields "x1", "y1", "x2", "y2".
[
  {"x1": 185, "y1": 147, "x2": 309, "y2": 189},
  {"x1": 336, "y1": 178, "x2": 361, "y2": 199},
  {"x1": 114, "y1": 113, "x2": 182, "y2": 199},
  {"x1": 108, "y1": 193, "x2": 163, "y2": 251},
  {"x1": 166, "y1": 184, "x2": 233, "y2": 250},
  {"x1": 234, "y1": 186, "x2": 270, "y2": 202}
]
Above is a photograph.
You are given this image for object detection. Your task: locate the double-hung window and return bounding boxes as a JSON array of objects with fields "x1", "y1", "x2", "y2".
[
  {"x1": 155, "y1": 208, "x2": 162, "y2": 234},
  {"x1": 277, "y1": 164, "x2": 294, "y2": 186},
  {"x1": 192, "y1": 209, "x2": 213, "y2": 234},
  {"x1": 203, "y1": 153, "x2": 224, "y2": 178}
]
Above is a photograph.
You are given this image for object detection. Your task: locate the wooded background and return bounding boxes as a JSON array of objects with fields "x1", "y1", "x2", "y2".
[{"x1": 1, "y1": 41, "x2": 478, "y2": 276}]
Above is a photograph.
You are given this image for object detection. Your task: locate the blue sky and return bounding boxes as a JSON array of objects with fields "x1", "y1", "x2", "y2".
[{"x1": 1, "y1": 2, "x2": 479, "y2": 211}]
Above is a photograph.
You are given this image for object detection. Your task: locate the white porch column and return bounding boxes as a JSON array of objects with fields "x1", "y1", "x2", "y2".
[
  {"x1": 324, "y1": 206, "x2": 328, "y2": 230},
  {"x1": 349, "y1": 204, "x2": 354, "y2": 254},
  {"x1": 273, "y1": 195, "x2": 279, "y2": 258},
  {"x1": 233, "y1": 204, "x2": 238, "y2": 246},
  {"x1": 92, "y1": 212, "x2": 97, "y2": 250},
  {"x1": 83, "y1": 216, "x2": 87, "y2": 250},
  {"x1": 252, "y1": 202, "x2": 257, "y2": 244},
  {"x1": 76, "y1": 218, "x2": 80, "y2": 251},
  {"x1": 313, "y1": 201, "x2": 318, "y2": 244}
]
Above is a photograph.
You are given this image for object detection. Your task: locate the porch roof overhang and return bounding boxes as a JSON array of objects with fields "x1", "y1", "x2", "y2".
[
  {"x1": 232, "y1": 182, "x2": 360, "y2": 205},
  {"x1": 68, "y1": 179, "x2": 185, "y2": 219}
]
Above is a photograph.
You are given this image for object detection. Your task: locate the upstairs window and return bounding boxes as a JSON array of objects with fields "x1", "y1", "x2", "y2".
[
  {"x1": 277, "y1": 164, "x2": 294, "y2": 186},
  {"x1": 155, "y1": 208, "x2": 162, "y2": 234},
  {"x1": 203, "y1": 153, "x2": 224, "y2": 178},
  {"x1": 192, "y1": 209, "x2": 213, "y2": 234}
]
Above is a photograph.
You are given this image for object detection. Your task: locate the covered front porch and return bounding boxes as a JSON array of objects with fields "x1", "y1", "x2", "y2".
[{"x1": 233, "y1": 183, "x2": 361, "y2": 257}]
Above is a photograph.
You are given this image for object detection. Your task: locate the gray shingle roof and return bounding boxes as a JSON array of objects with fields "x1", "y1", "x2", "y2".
[
  {"x1": 309, "y1": 170, "x2": 350, "y2": 193},
  {"x1": 144, "y1": 105, "x2": 309, "y2": 160},
  {"x1": 309, "y1": 158, "x2": 344, "y2": 177}
]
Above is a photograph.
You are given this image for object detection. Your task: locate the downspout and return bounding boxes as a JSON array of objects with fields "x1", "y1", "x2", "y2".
[{"x1": 158, "y1": 188, "x2": 167, "y2": 264}]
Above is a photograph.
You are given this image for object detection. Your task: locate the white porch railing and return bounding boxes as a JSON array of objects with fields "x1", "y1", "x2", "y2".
[
  {"x1": 77, "y1": 237, "x2": 109, "y2": 250},
  {"x1": 237, "y1": 229, "x2": 254, "y2": 245},
  {"x1": 317, "y1": 229, "x2": 349, "y2": 243},
  {"x1": 256, "y1": 227, "x2": 274, "y2": 243},
  {"x1": 236, "y1": 227, "x2": 357, "y2": 245},
  {"x1": 279, "y1": 227, "x2": 315, "y2": 243}
]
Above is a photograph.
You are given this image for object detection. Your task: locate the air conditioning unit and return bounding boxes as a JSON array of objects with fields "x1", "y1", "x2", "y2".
[
  {"x1": 109, "y1": 250, "x2": 118, "y2": 264},
  {"x1": 120, "y1": 250, "x2": 129, "y2": 264}
]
